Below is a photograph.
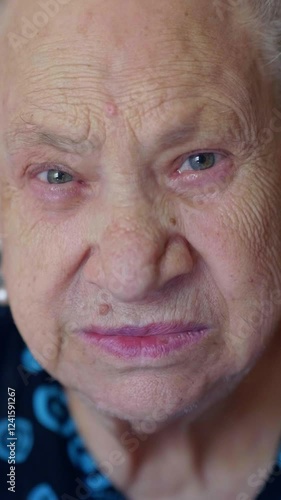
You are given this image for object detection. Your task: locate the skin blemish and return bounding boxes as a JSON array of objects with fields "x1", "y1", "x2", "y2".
[
  {"x1": 99, "y1": 303, "x2": 111, "y2": 316},
  {"x1": 105, "y1": 103, "x2": 119, "y2": 118}
]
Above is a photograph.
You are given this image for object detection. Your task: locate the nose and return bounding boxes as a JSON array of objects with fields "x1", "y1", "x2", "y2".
[{"x1": 83, "y1": 204, "x2": 194, "y2": 303}]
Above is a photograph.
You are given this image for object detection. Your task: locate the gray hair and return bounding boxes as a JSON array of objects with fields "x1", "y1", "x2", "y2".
[
  {"x1": 213, "y1": 2, "x2": 281, "y2": 100},
  {"x1": 250, "y1": 1, "x2": 281, "y2": 95}
]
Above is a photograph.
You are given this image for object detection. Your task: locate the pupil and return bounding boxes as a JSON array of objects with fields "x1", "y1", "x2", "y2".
[
  {"x1": 198, "y1": 154, "x2": 208, "y2": 164},
  {"x1": 49, "y1": 170, "x2": 64, "y2": 183},
  {"x1": 55, "y1": 171, "x2": 63, "y2": 181}
]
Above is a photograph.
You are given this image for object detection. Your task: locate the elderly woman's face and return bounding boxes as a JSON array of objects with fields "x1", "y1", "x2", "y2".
[{"x1": 0, "y1": 0, "x2": 281, "y2": 422}]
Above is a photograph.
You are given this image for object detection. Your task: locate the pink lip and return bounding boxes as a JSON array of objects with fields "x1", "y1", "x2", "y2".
[
  {"x1": 80, "y1": 321, "x2": 209, "y2": 337},
  {"x1": 76, "y1": 322, "x2": 211, "y2": 360}
]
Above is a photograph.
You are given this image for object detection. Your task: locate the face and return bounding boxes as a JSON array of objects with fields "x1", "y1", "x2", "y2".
[{"x1": 0, "y1": 0, "x2": 281, "y2": 425}]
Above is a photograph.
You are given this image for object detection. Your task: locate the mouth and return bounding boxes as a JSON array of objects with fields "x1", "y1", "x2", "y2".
[
  {"x1": 76, "y1": 322, "x2": 211, "y2": 360},
  {"x1": 79, "y1": 321, "x2": 210, "y2": 337}
]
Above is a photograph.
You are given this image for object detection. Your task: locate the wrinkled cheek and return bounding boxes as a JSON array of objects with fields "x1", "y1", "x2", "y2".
[
  {"x1": 219, "y1": 259, "x2": 281, "y2": 374},
  {"x1": 180, "y1": 204, "x2": 281, "y2": 368}
]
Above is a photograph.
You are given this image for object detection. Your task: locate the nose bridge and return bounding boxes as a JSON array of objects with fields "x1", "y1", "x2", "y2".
[
  {"x1": 101, "y1": 199, "x2": 166, "y2": 298},
  {"x1": 102, "y1": 155, "x2": 165, "y2": 255}
]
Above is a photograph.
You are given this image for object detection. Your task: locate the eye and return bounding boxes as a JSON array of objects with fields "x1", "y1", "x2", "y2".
[
  {"x1": 37, "y1": 169, "x2": 74, "y2": 185},
  {"x1": 177, "y1": 152, "x2": 223, "y2": 173}
]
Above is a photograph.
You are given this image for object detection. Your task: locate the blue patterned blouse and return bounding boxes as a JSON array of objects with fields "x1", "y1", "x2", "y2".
[{"x1": 0, "y1": 305, "x2": 281, "y2": 500}]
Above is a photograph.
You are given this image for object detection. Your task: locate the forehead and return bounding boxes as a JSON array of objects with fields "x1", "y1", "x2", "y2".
[{"x1": 0, "y1": 0, "x2": 261, "y2": 136}]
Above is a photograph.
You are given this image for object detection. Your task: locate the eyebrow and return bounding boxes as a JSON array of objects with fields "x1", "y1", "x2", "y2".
[
  {"x1": 6, "y1": 126, "x2": 99, "y2": 155},
  {"x1": 33, "y1": 130, "x2": 96, "y2": 153},
  {"x1": 153, "y1": 123, "x2": 197, "y2": 150}
]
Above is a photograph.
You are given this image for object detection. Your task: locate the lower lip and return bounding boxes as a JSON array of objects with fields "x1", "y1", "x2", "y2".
[{"x1": 78, "y1": 330, "x2": 209, "y2": 359}]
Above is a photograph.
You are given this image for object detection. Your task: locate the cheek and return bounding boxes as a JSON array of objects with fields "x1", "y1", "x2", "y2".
[
  {"x1": 2, "y1": 245, "x2": 65, "y2": 378},
  {"x1": 180, "y1": 166, "x2": 281, "y2": 294}
]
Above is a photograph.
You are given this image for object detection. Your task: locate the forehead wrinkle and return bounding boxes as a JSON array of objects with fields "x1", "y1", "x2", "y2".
[
  {"x1": 2, "y1": 3, "x2": 262, "y2": 138},
  {"x1": 2, "y1": 1, "x2": 253, "y2": 104},
  {"x1": 2, "y1": 0, "x2": 262, "y2": 108}
]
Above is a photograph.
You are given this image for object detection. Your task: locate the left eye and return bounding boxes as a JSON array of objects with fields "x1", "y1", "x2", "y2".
[
  {"x1": 37, "y1": 169, "x2": 73, "y2": 184},
  {"x1": 177, "y1": 152, "x2": 222, "y2": 173}
]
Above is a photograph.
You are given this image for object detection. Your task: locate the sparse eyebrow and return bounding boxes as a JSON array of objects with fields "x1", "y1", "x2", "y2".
[
  {"x1": 153, "y1": 122, "x2": 197, "y2": 150},
  {"x1": 5, "y1": 124, "x2": 100, "y2": 156}
]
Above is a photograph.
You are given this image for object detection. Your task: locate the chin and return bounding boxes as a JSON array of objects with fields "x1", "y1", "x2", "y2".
[{"x1": 83, "y1": 376, "x2": 235, "y2": 430}]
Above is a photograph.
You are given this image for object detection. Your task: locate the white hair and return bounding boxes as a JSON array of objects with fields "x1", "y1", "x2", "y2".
[{"x1": 247, "y1": 1, "x2": 281, "y2": 99}]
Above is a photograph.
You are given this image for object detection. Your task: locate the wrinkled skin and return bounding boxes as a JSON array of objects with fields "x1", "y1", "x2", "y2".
[{"x1": 1, "y1": 0, "x2": 281, "y2": 498}]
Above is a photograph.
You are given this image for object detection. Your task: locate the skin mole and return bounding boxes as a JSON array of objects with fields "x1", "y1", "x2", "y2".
[{"x1": 98, "y1": 303, "x2": 111, "y2": 316}]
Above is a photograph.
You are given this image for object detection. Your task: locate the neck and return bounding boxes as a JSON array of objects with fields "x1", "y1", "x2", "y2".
[{"x1": 65, "y1": 329, "x2": 281, "y2": 499}]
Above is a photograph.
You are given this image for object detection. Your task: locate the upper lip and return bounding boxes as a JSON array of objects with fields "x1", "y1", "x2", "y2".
[{"x1": 80, "y1": 322, "x2": 209, "y2": 337}]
